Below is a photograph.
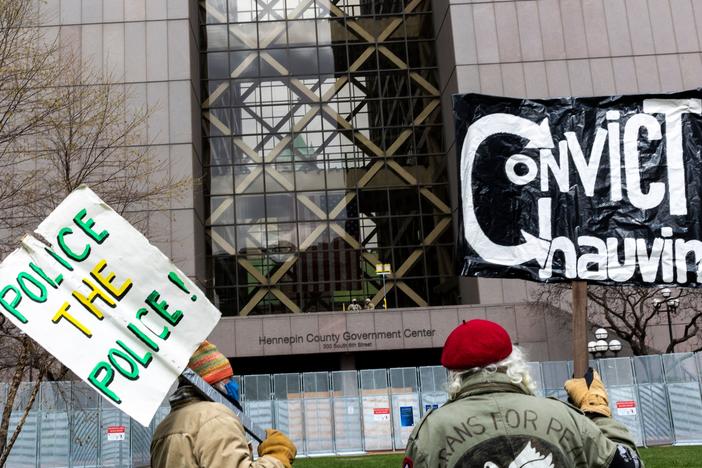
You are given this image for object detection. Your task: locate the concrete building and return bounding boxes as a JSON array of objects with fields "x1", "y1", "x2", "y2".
[{"x1": 38, "y1": 0, "x2": 702, "y2": 372}]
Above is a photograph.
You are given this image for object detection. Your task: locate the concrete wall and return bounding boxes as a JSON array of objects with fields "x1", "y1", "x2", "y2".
[
  {"x1": 35, "y1": 0, "x2": 206, "y2": 284},
  {"x1": 209, "y1": 304, "x2": 585, "y2": 362}
]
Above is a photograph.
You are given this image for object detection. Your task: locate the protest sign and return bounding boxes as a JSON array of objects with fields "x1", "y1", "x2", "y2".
[
  {"x1": 0, "y1": 186, "x2": 221, "y2": 426},
  {"x1": 455, "y1": 90, "x2": 702, "y2": 286}
]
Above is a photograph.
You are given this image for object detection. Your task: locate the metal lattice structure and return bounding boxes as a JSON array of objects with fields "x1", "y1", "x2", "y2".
[{"x1": 200, "y1": 0, "x2": 455, "y2": 315}]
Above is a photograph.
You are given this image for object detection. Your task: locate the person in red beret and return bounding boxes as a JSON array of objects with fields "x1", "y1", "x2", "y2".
[
  {"x1": 403, "y1": 320, "x2": 643, "y2": 468},
  {"x1": 151, "y1": 341, "x2": 296, "y2": 468}
]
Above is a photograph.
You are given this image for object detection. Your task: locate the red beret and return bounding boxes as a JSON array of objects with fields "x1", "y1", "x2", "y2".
[{"x1": 441, "y1": 320, "x2": 513, "y2": 370}]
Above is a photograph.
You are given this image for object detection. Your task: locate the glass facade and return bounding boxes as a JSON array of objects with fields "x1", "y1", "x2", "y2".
[{"x1": 200, "y1": 0, "x2": 456, "y2": 315}]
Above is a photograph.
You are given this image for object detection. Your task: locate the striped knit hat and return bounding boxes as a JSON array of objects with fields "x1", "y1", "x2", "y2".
[{"x1": 188, "y1": 341, "x2": 233, "y2": 385}]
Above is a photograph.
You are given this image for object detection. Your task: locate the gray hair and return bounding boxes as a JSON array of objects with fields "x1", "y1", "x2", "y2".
[{"x1": 446, "y1": 346, "x2": 537, "y2": 399}]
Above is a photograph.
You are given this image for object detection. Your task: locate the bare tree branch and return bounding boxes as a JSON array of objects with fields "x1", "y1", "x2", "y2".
[
  {"x1": 0, "y1": 0, "x2": 191, "y2": 458},
  {"x1": 531, "y1": 282, "x2": 702, "y2": 355}
]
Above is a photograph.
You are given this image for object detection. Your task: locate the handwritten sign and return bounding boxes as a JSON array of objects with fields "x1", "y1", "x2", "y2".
[
  {"x1": 455, "y1": 90, "x2": 702, "y2": 286},
  {"x1": 0, "y1": 186, "x2": 221, "y2": 426}
]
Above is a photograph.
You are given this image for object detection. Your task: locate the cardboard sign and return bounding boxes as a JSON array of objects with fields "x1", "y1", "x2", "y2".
[
  {"x1": 616, "y1": 400, "x2": 637, "y2": 416},
  {"x1": 0, "y1": 186, "x2": 221, "y2": 426},
  {"x1": 106, "y1": 426, "x2": 126, "y2": 441}
]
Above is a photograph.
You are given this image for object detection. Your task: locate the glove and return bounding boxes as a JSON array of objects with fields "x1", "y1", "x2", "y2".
[
  {"x1": 564, "y1": 368, "x2": 611, "y2": 417},
  {"x1": 257, "y1": 429, "x2": 296, "y2": 468}
]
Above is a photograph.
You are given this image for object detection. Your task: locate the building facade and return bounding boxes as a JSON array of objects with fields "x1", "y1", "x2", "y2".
[
  {"x1": 38, "y1": 0, "x2": 702, "y2": 370},
  {"x1": 201, "y1": 0, "x2": 456, "y2": 316}
]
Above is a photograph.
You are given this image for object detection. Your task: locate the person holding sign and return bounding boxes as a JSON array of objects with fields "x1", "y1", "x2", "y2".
[
  {"x1": 151, "y1": 341, "x2": 297, "y2": 468},
  {"x1": 403, "y1": 320, "x2": 642, "y2": 468}
]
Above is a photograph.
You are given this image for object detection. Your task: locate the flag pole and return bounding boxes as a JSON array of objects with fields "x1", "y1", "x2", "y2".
[{"x1": 572, "y1": 280, "x2": 589, "y2": 377}]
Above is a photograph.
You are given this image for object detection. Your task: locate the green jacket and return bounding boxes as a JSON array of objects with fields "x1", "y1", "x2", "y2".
[{"x1": 404, "y1": 371, "x2": 638, "y2": 468}]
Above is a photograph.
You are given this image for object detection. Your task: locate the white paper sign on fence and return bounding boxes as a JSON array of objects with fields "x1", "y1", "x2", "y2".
[{"x1": 0, "y1": 186, "x2": 221, "y2": 426}]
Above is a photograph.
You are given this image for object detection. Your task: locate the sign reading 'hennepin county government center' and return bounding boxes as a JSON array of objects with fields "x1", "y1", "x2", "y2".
[
  {"x1": 456, "y1": 90, "x2": 702, "y2": 286},
  {"x1": 259, "y1": 328, "x2": 436, "y2": 350}
]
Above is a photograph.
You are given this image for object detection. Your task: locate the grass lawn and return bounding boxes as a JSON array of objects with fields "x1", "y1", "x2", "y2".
[
  {"x1": 294, "y1": 446, "x2": 702, "y2": 467},
  {"x1": 639, "y1": 445, "x2": 702, "y2": 467}
]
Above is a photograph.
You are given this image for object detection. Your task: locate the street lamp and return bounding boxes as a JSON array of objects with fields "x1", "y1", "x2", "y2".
[
  {"x1": 375, "y1": 263, "x2": 391, "y2": 309},
  {"x1": 652, "y1": 287, "x2": 680, "y2": 352},
  {"x1": 587, "y1": 328, "x2": 622, "y2": 358}
]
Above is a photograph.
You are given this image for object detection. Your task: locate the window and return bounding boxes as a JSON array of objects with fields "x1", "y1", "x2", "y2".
[{"x1": 201, "y1": 0, "x2": 455, "y2": 315}]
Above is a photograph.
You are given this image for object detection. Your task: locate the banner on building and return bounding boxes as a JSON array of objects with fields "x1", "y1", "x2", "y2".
[
  {"x1": 455, "y1": 90, "x2": 702, "y2": 286},
  {"x1": 0, "y1": 186, "x2": 221, "y2": 426}
]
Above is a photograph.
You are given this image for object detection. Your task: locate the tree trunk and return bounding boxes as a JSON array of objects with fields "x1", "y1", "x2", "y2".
[
  {"x1": 0, "y1": 339, "x2": 29, "y2": 455},
  {"x1": 0, "y1": 370, "x2": 44, "y2": 466}
]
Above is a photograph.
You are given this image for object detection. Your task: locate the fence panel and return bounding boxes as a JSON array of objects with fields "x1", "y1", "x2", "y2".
[
  {"x1": 389, "y1": 367, "x2": 419, "y2": 450},
  {"x1": 70, "y1": 382, "x2": 100, "y2": 467},
  {"x1": 632, "y1": 355, "x2": 673, "y2": 446},
  {"x1": 243, "y1": 374, "x2": 273, "y2": 455},
  {"x1": 38, "y1": 382, "x2": 70, "y2": 467},
  {"x1": 6, "y1": 382, "x2": 39, "y2": 468},
  {"x1": 540, "y1": 361, "x2": 570, "y2": 400},
  {"x1": 526, "y1": 362, "x2": 545, "y2": 397},
  {"x1": 243, "y1": 374, "x2": 274, "y2": 425},
  {"x1": 302, "y1": 372, "x2": 334, "y2": 455},
  {"x1": 599, "y1": 358, "x2": 643, "y2": 446},
  {"x1": 99, "y1": 402, "x2": 131, "y2": 467},
  {"x1": 130, "y1": 417, "x2": 152, "y2": 467},
  {"x1": 273, "y1": 373, "x2": 305, "y2": 454},
  {"x1": 331, "y1": 371, "x2": 363, "y2": 454},
  {"x1": 12, "y1": 352, "x2": 702, "y2": 464},
  {"x1": 418, "y1": 366, "x2": 447, "y2": 415},
  {"x1": 663, "y1": 353, "x2": 702, "y2": 444},
  {"x1": 360, "y1": 369, "x2": 393, "y2": 451}
]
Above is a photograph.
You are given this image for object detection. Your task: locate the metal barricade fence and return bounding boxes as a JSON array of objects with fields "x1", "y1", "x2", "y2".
[
  {"x1": 273, "y1": 373, "x2": 304, "y2": 453},
  {"x1": 598, "y1": 357, "x2": 644, "y2": 446},
  {"x1": 302, "y1": 372, "x2": 334, "y2": 455},
  {"x1": 242, "y1": 374, "x2": 273, "y2": 456},
  {"x1": 633, "y1": 354, "x2": 674, "y2": 446},
  {"x1": 331, "y1": 371, "x2": 363, "y2": 454},
  {"x1": 359, "y1": 369, "x2": 393, "y2": 451},
  {"x1": 661, "y1": 353, "x2": 702, "y2": 445},
  {"x1": 389, "y1": 368, "x2": 420, "y2": 450},
  {"x1": 418, "y1": 366, "x2": 448, "y2": 413},
  {"x1": 6, "y1": 353, "x2": 702, "y2": 466}
]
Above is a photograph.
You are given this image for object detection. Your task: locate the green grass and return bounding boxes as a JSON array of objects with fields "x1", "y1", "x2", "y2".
[
  {"x1": 296, "y1": 454, "x2": 401, "y2": 468},
  {"x1": 639, "y1": 446, "x2": 702, "y2": 467},
  {"x1": 294, "y1": 446, "x2": 702, "y2": 468}
]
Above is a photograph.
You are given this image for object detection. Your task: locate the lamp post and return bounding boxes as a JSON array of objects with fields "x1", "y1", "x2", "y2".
[
  {"x1": 375, "y1": 263, "x2": 391, "y2": 309},
  {"x1": 652, "y1": 287, "x2": 680, "y2": 352},
  {"x1": 587, "y1": 328, "x2": 623, "y2": 359}
]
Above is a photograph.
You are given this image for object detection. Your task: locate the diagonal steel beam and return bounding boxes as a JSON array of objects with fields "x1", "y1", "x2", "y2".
[
  {"x1": 270, "y1": 288, "x2": 301, "y2": 313},
  {"x1": 205, "y1": 0, "x2": 450, "y2": 314},
  {"x1": 209, "y1": 228, "x2": 237, "y2": 255},
  {"x1": 207, "y1": 197, "x2": 233, "y2": 225},
  {"x1": 239, "y1": 288, "x2": 269, "y2": 316}
]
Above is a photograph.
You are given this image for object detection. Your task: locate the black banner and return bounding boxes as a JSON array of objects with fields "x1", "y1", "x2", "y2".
[{"x1": 455, "y1": 90, "x2": 702, "y2": 286}]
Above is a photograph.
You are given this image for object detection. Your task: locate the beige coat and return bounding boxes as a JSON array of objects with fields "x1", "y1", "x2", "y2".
[{"x1": 150, "y1": 388, "x2": 283, "y2": 468}]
